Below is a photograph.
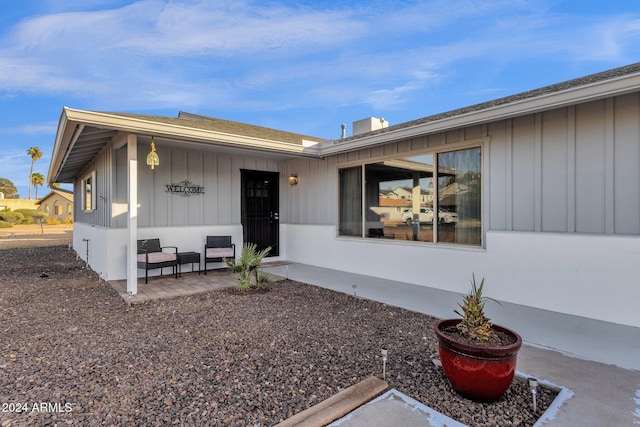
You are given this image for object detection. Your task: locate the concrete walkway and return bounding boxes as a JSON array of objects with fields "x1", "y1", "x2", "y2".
[{"x1": 261, "y1": 262, "x2": 640, "y2": 427}]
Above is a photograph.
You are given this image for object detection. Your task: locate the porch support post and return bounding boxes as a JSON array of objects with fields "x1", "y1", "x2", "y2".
[{"x1": 126, "y1": 134, "x2": 138, "y2": 295}]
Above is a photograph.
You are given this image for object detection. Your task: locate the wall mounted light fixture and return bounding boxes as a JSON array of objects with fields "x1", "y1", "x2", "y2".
[
  {"x1": 146, "y1": 137, "x2": 159, "y2": 170},
  {"x1": 288, "y1": 174, "x2": 299, "y2": 186}
]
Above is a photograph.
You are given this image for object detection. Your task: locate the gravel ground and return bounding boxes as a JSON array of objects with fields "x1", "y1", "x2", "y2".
[
  {"x1": 0, "y1": 224, "x2": 72, "y2": 250},
  {"x1": 0, "y1": 245, "x2": 557, "y2": 426}
]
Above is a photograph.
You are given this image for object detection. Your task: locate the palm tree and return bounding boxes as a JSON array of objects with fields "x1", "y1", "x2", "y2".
[
  {"x1": 31, "y1": 173, "x2": 45, "y2": 200},
  {"x1": 26, "y1": 147, "x2": 43, "y2": 200}
]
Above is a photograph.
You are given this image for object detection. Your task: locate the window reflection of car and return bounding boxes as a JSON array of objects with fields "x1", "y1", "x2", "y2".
[
  {"x1": 438, "y1": 208, "x2": 458, "y2": 223},
  {"x1": 402, "y1": 208, "x2": 434, "y2": 224},
  {"x1": 402, "y1": 207, "x2": 458, "y2": 224}
]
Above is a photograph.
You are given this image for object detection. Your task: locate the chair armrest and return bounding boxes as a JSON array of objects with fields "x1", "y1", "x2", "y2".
[
  {"x1": 137, "y1": 248, "x2": 149, "y2": 262},
  {"x1": 136, "y1": 249, "x2": 150, "y2": 263},
  {"x1": 161, "y1": 246, "x2": 178, "y2": 254}
]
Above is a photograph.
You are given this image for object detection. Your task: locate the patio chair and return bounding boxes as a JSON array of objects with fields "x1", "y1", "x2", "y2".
[
  {"x1": 137, "y1": 238, "x2": 178, "y2": 284},
  {"x1": 204, "y1": 235, "x2": 235, "y2": 275}
]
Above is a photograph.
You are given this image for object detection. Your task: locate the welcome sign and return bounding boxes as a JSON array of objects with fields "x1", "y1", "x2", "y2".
[{"x1": 165, "y1": 180, "x2": 205, "y2": 197}]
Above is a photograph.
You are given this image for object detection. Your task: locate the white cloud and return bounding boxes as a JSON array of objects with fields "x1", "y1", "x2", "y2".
[
  {"x1": 120, "y1": 1, "x2": 367, "y2": 56},
  {"x1": 1, "y1": 0, "x2": 640, "y2": 113},
  {"x1": 0, "y1": 122, "x2": 57, "y2": 135},
  {"x1": 8, "y1": 0, "x2": 365, "y2": 57},
  {"x1": 583, "y1": 17, "x2": 640, "y2": 60},
  {"x1": 0, "y1": 0, "x2": 372, "y2": 109}
]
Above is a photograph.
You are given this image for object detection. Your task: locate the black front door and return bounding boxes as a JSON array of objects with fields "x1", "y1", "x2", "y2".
[{"x1": 241, "y1": 170, "x2": 279, "y2": 256}]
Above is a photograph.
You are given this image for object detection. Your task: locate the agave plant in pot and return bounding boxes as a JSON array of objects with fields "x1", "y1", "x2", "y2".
[{"x1": 433, "y1": 274, "x2": 522, "y2": 402}]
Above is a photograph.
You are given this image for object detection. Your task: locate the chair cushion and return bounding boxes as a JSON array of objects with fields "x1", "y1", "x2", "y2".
[
  {"x1": 206, "y1": 248, "x2": 234, "y2": 258},
  {"x1": 137, "y1": 252, "x2": 177, "y2": 264}
]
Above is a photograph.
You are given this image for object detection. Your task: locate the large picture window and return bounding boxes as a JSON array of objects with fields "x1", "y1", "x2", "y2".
[
  {"x1": 338, "y1": 166, "x2": 362, "y2": 236},
  {"x1": 338, "y1": 146, "x2": 481, "y2": 246},
  {"x1": 437, "y1": 147, "x2": 481, "y2": 245}
]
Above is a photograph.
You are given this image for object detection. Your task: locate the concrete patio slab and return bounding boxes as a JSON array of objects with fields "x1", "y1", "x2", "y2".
[
  {"x1": 108, "y1": 269, "x2": 281, "y2": 303},
  {"x1": 327, "y1": 388, "x2": 467, "y2": 427},
  {"x1": 274, "y1": 376, "x2": 388, "y2": 427}
]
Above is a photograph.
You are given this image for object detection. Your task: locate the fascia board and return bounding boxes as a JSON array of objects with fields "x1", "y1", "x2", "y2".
[
  {"x1": 48, "y1": 109, "x2": 84, "y2": 184},
  {"x1": 320, "y1": 73, "x2": 640, "y2": 156},
  {"x1": 47, "y1": 109, "x2": 68, "y2": 184},
  {"x1": 63, "y1": 108, "x2": 322, "y2": 157}
]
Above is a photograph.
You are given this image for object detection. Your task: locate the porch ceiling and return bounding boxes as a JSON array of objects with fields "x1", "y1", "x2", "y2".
[{"x1": 56, "y1": 126, "x2": 118, "y2": 182}]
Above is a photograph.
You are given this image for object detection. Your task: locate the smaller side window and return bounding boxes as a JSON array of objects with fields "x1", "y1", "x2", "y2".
[{"x1": 82, "y1": 171, "x2": 96, "y2": 212}]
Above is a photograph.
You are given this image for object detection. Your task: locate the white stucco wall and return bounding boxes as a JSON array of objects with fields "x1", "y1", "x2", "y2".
[
  {"x1": 76, "y1": 220, "x2": 639, "y2": 327},
  {"x1": 74, "y1": 222, "x2": 243, "y2": 281},
  {"x1": 73, "y1": 223, "x2": 123, "y2": 280},
  {"x1": 281, "y1": 224, "x2": 640, "y2": 328},
  {"x1": 69, "y1": 92, "x2": 640, "y2": 328}
]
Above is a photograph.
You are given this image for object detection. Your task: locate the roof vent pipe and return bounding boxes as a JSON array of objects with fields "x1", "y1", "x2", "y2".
[{"x1": 341, "y1": 124, "x2": 347, "y2": 139}]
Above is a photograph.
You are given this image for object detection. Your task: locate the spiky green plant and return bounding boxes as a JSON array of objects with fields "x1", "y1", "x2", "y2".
[
  {"x1": 224, "y1": 243, "x2": 271, "y2": 291},
  {"x1": 454, "y1": 274, "x2": 501, "y2": 341},
  {"x1": 255, "y1": 270, "x2": 272, "y2": 288}
]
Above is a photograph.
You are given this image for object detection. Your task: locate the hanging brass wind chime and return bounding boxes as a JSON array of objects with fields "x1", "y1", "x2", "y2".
[{"x1": 146, "y1": 137, "x2": 159, "y2": 170}]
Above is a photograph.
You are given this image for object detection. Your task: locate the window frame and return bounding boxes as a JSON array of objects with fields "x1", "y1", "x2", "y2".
[
  {"x1": 336, "y1": 141, "x2": 484, "y2": 247},
  {"x1": 82, "y1": 171, "x2": 97, "y2": 212}
]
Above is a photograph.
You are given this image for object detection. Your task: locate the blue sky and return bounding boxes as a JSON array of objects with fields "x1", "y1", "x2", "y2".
[{"x1": 1, "y1": 0, "x2": 640, "y2": 199}]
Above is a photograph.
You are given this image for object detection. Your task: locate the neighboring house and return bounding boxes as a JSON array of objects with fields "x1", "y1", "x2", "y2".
[
  {"x1": 48, "y1": 63, "x2": 640, "y2": 329},
  {"x1": 37, "y1": 189, "x2": 74, "y2": 221},
  {"x1": 391, "y1": 186, "x2": 414, "y2": 200},
  {"x1": 374, "y1": 198, "x2": 411, "y2": 223},
  {"x1": 390, "y1": 186, "x2": 433, "y2": 204},
  {"x1": 0, "y1": 199, "x2": 38, "y2": 211}
]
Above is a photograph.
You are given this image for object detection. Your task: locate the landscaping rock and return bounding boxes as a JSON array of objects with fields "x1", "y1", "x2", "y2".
[{"x1": 0, "y1": 245, "x2": 557, "y2": 426}]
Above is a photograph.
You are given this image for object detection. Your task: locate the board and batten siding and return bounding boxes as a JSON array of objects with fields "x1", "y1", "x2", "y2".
[
  {"x1": 84, "y1": 92, "x2": 640, "y2": 237},
  {"x1": 73, "y1": 141, "x2": 113, "y2": 227},
  {"x1": 489, "y1": 92, "x2": 640, "y2": 235},
  {"x1": 280, "y1": 156, "x2": 338, "y2": 225},
  {"x1": 112, "y1": 143, "x2": 281, "y2": 228},
  {"x1": 295, "y1": 93, "x2": 640, "y2": 238}
]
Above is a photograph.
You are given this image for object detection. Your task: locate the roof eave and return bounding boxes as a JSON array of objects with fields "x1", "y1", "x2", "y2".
[
  {"x1": 49, "y1": 108, "x2": 323, "y2": 183},
  {"x1": 48, "y1": 108, "x2": 82, "y2": 184},
  {"x1": 63, "y1": 108, "x2": 322, "y2": 156},
  {"x1": 320, "y1": 71, "x2": 640, "y2": 156}
]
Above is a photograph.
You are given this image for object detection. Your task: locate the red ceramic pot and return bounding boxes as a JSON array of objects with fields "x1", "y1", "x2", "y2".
[{"x1": 433, "y1": 319, "x2": 522, "y2": 401}]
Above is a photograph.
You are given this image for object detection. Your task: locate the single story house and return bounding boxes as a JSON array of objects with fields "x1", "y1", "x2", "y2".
[
  {"x1": 37, "y1": 188, "x2": 74, "y2": 221},
  {"x1": 0, "y1": 198, "x2": 38, "y2": 211},
  {"x1": 48, "y1": 63, "x2": 640, "y2": 329}
]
